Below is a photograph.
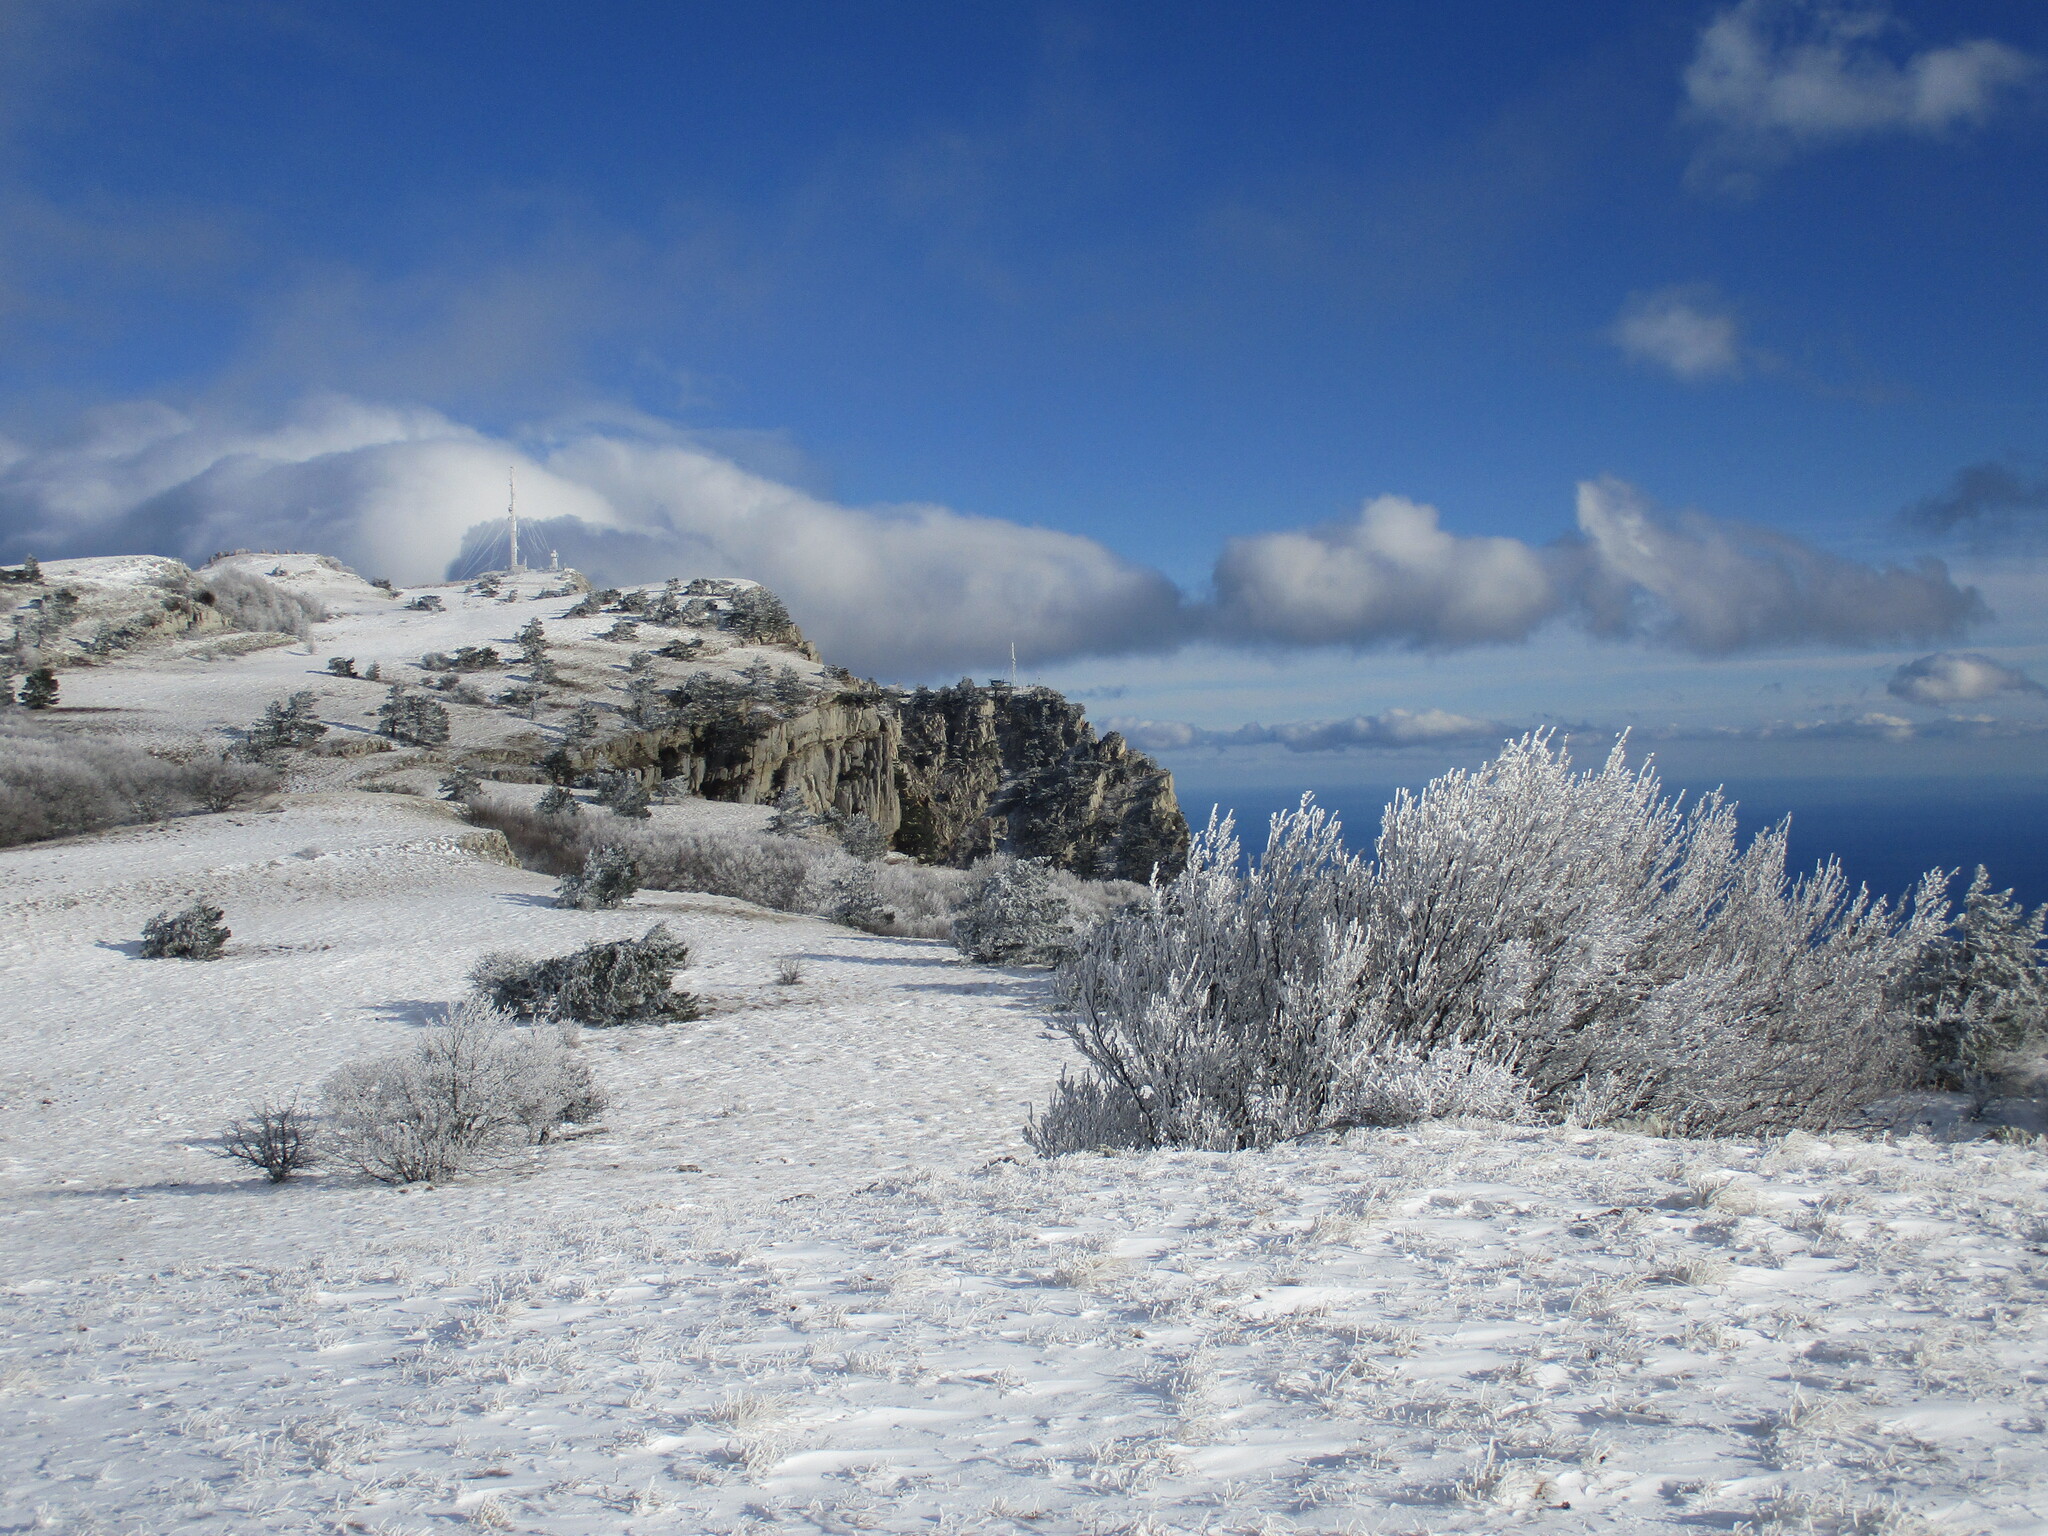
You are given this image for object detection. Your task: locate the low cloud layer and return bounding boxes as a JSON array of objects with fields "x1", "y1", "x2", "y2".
[
  {"x1": 1106, "y1": 707, "x2": 1501, "y2": 756},
  {"x1": 1900, "y1": 461, "x2": 2048, "y2": 550},
  {"x1": 1683, "y1": 0, "x2": 2036, "y2": 190},
  {"x1": 1611, "y1": 287, "x2": 1744, "y2": 381},
  {"x1": 1887, "y1": 651, "x2": 2045, "y2": 706},
  {"x1": 0, "y1": 394, "x2": 1988, "y2": 677}
]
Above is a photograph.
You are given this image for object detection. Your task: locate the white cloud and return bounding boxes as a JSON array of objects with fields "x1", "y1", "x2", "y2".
[
  {"x1": 0, "y1": 395, "x2": 1183, "y2": 678},
  {"x1": 1106, "y1": 707, "x2": 1501, "y2": 755},
  {"x1": 1209, "y1": 495, "x2": 1558, "y2": 648},
  {"x1": 1684, "y1": 0, "x2": 2037, "y2": 187},
  {"x1": 0, "y1": 398, "x2": 1989, "y2": 674},
  {"x1": 1887, "y1": 650, "x2": 2045, "y2": 705},
  {"x1": 1571, "y1": 476, "x2": 1984, "y2": 653},
  {"x1": 1611, "y1": 287, "x2": 1743, "y2": 381}
]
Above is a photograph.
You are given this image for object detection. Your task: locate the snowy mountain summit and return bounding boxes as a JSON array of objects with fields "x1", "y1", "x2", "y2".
[{"x1": 3, "y1": 552, "x2": 2047, "y2": 1533}]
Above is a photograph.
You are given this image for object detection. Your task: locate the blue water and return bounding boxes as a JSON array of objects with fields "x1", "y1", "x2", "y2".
[{"x1": 1171, "y1": 776, "x2": 2048, "y2": 914}]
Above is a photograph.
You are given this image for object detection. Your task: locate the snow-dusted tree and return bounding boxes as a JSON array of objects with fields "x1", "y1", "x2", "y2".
[
  {"x1": 140, "y1": 898, "x2": 230, "y2": 960},
  {"x1": 593, "y1": 770, "x2": 652, "y2": 820},
  {"x1": 770, "y1": 664, "x2": 812, "y2": 711},
  {"x1": 322, "y1": 1001, "x2": 605, "y2": 1181},
  {"x1": 726, "y1": 586, "x2": 800, "y2": 646},
  {"x1": 556, "y1": 843, "x2": 641, "y2": 909},
  {"x1": 16, "y1": 666, "x2": 57, "y2": 709},
  {"x1": 471, "y1": 925, "x2": 697, "y2": 1026},
  {"x1": 377, "y1": 687, "x2": 450, "y2": 747},
  {"x1": 1051, "y1": 805, "x2": 1370, "y2": 1150},
  {"x1": 242, "y1": 690, "x2": 327, "y2": 756},
  {"x1": 219, "y1": 1100, "x2": 316, "y2": 1182},
  {"x1": 537, "y1": 784, "x2": 580, "y2": 819},
  {"x1": 439, "y1": 765, "x2": 483, "y2": 802},
  {"x1": 515, "y1": 617, "x2": 550, "y2": 668},
  {"x1": 1907, "y1": 865, "x2": 2048, "y2": 1089},
  {"x1": 766, "y1": 785, "x2": 823, "y2": 837},
  {"x1": 564, "y1": 700, "x2": 604, "y2": 746},
  {"x1": 818, "y1": 861, "x2": 893, "y2": 932},
  {"x1": 955, "y1": 857, "x2": 1076, "y2": 966},
  {"x1": 325, "y1": 656, "x2": 358, "y2": 677},
  {"x1": 837, "y1": 812, "x2": 888, "y2": 861}
]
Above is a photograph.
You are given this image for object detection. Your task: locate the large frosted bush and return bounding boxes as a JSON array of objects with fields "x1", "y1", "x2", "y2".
[
  {"x1": 0, "y1": 719, "x2": 273, "y2": 847},
  {"x1": 322, "y1": 1002, "x2": 604, "y2": 1182},
  {"x1": 953, "y1": 857, "x2": 1076, "y2": 965},
  {"x1": 1044, "y1": 731, "x2": 1950, "y2": 1150}
]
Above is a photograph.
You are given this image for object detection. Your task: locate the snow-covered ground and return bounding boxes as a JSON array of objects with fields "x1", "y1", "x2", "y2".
[{"x1": 6, "y1": 564, "x2": 2048, "y2": 1533}]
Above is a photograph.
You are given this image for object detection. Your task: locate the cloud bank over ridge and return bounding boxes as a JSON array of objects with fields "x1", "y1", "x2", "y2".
[{"x1": 0, "y1": 394, "x2": 1986, "y2": 678}]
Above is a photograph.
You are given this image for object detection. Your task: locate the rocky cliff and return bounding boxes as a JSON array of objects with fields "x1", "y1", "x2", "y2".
[{"x1": 566, "y1": 676, "x2": 1188, "y2": 882}]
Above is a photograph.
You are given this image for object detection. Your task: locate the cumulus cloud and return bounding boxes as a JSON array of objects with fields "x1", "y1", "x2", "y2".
[
  {"x1": 1209, "y1": 495, "x2": 1558, "y2": 648},
  {"x1": 0, "y1": 396, "x2": 1989, "y2": 673},
  {"x1": 1611, "y1": 287, "x2": 1744, "y2": 381},
  {"x1": 1887, "y1": 651, "x2": 2045, "y2": 706},
  {"x1": 1899, "y1": 460, "x2": 2048, "y2": 549},
  {"x1": 1683, "y1": 0, "x2": 2037, "y2": 189},
  {"x1": 1105, "y1": 707, "x2": 1501, "y2": 755},
  {"x1": 1570, "y1": 476, "x2": 1983, "y2": 653},
  {"x1": 0, "y1": 395, "x2": 1185, "y2": 678}
]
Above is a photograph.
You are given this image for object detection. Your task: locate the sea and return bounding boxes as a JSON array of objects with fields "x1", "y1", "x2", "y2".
[{"x1": 1170, "y1": 776, "x2": 2048, "y2": 915}]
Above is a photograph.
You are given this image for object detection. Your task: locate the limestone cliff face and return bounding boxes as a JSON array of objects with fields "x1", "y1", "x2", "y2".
[{"x1": 567, "y1": 679, "x2": 1188, "y2": 882}]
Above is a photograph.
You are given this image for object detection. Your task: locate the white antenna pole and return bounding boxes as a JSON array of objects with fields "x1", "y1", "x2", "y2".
[
  {"x1": 1010, "y1": 640, "x2": 1017, "y2": 687},
  {"x1": 507, "y1": 465, "x2": 520, "y2": 573}
]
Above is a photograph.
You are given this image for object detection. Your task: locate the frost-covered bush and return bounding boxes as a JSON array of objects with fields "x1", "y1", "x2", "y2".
[
  {"x1": 220, "y1": 1100, "x2": 317, "y2": 1182},
  {"x1": 140, "y1": 899, "x2": 230, "y2": 960},
  {"x1": 377, "y1": 687, "x2": 450, "y2": 747},
  {"x1": 954, "y1": 857, "x2": 1076, "y2": 965},
  {"x1": 1052, "y1": 803, "x2": 1369, "y2": 1150},
  {"x1": 0, "y1": 720, "x2": 273, "y2": 847},
  {"x1": 1335, "y1": 1043, "x2": 1530, "y2": 1128},
  {"x1": 470, "y1": 924, "x2": 697, "y2": 1026},
  {"x1": 198, "y1": 568, "x2": 325, "y2": 640},
  {"x1": 1044, "y1": 732, "x2": 1950, "y2": 1150},
  {"x1": 1907, "y1": 865, "x2": 2048, "y2": 1089},
  {"x1": 816, "y1": 861, "x2": 893, "y2": 932},
  {"x1": 592, "y1": 770, "x2": 652, "y2": 820},
  {"x1": 556, "y1": 844, "x2": 641, "y2": 909},
  {"x1": 322, "y1": 1002, "x2": 606, "y2": 1182},
  {"x1": 1025, "y1": 1069, "x2": 1151, "y2": 1156}
]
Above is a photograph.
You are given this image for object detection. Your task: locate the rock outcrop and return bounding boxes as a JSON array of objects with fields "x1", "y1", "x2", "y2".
[{"x1": 567, "y1": 677, "x2": 1188, "y2": 882}]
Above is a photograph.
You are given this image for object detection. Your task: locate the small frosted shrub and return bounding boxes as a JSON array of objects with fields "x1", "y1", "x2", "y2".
[
  {"x1": 1025, "y1": 1070, "x2": 1150, "y2": 1157},
  {"x1": 556, "y1": 844, "x2": 641, "y2": 909},
  {"x1": 1336, "y1": 1043, "x2": 1530, "y2": 1128},
  {"x1": 954, "y1": 857, "x2": 1074, "y2": 965},
  {"x1": 322, "y1": 1002, "x2": 605, "y2": 1182},
  {"x1": 140, "y1": 899, "x2": 230, "y2": 960},
  {"x1": 470, "y1": 924, "x2": 698, "y2": 1026},
  {"x1": 220, "y1": 1100, "x2": 317, "y2": 1182}
]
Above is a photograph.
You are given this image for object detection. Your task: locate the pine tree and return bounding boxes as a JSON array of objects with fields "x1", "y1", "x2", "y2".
[
  {"x1": 16, "y1": 666, "x2": 57, "y2": 709},
  {"x1": 140, "y1": 899, "x2": 230, "y2": 960},
  {"x1": 538, "y1": 784, "x2": 580, "y2": 818},
  {"x1": 953, "y1": 858, "x2": 1073, "y2": 965},
  {"x1": 440, "y1": 765, "x2": 483, "y2": 802},
  {"x1": 564, "y1": 701, "x2": 603, "y2": 746},
  {"x1": 1909, "y1": 866, "x2": 2048, "y2": 1088},
  {"x1": 556, "y1": 844, "x2": 642, "y2": 910},
  {"x1": 593, "y1": 770, "x2": 652, "y2": 819},
  {"x1": 377, "y1": 687, "x2": 451, "y2": 747},
  {"x1": 246, "y1": 690, "x2": 327, "y2": 754}
]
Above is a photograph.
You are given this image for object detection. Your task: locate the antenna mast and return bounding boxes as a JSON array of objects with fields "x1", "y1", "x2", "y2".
[{"x1": 506, "y1": 465, "x2": 520, "y2": 573}]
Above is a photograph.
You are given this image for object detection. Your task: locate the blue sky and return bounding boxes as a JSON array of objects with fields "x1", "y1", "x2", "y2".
[{"x1": 3, "y1": 0, "x2": 2046, "y2": 799}]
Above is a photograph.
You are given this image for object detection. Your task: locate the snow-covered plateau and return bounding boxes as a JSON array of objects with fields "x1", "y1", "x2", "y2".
[{"x1": 3, "y1": 555, "x2": 2046, "y2": 1534}]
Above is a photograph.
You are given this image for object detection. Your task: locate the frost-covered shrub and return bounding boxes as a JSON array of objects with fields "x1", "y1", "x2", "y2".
[
  {"x1": 537, "y1": 784, "x2": 580, "y2": 818},
  {"x1": 1044, "y1": 732, "x2": 1949, "y2": 1150},
  {"x1": 322, "y1": 1002, "x2": 606, "y2": 1182},
  {"x1": 0, "y1": 720, "x2": 274, "y2": 847},
  {"x1": 377, "y1": 687, "x2": 450, "y2": 747},
  {"x1": 440, "y1": 765, "x2": 483, "y2": 802},
  {"x1": 470, "y1": 924, "x2": 697, "y2": 1026},
  {"x1": 326, "y1": 656, "x2": 358, "y2": 678},
  {"x1": 557, "y1": 844, "x2": 641, "y2": 909},
  {"x1": 1335, "y1": 1043, "x2": 1530, "y2": 1128},
  {"x1": 406, "y1": 593, "x2": 443, "y2": 612},
  {"x1": 954, "y1": 857, "x2": 1075, "y2": 965},
  {"x1": 1052, "y1": 803, "x2": 1368, "y2": 1150},
  {"x1": 220, "y1": 1100, "x2": 317, "y2": 1182},
  {"x1": 140, "y1": 899, "x2": 230, "y2": 960},
  {"x1": 1907, "y1": 865, "x2": 2048, "y2": 1089},
  {"x1": 198, "y1": 568, "x2": 325, "y2": 640},
  {"x1": 1025, "y1": 1070, "x2": 1151, "y2": 1156},
  {"x1": 816, "y1": 861, "x2": 893, "y2": 932}
]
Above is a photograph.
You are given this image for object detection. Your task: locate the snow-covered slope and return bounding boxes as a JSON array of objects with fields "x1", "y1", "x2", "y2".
[{"x1": 4, "y1": 558, "x2": 2048, "y2": 1533}]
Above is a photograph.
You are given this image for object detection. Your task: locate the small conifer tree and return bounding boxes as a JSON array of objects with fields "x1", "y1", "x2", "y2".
[
  {"x1": 17, "y1": 666, "x2": 57, "y2": 709},
  {"x1": 440, "y1": 764, "x2": 484, "y2": 802},
  {"x1": 244, "y1": 690, "x2": 327, "y2": 755},
  {"x1": 140, "y1": 899, "x2": 230, "y2": 960},
  {"x1": 1909, "y1": 865, "x2": 2048, "y2": 1087},
  {"x1": 593, "y1": 770, "x2": 652, "y2": 819},
  {"x1": 377, "y1": 687, "x2": 451, "y2": 746},
  {"x1": 556, "y1": 844, "x2": 642, "y2": 909},
  {"x1": 954, "y1": 858, "x2": 1074, "y2": 965},
  {"x1": 538, "y1": 784, "x2": 580, "y2": 818}
]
